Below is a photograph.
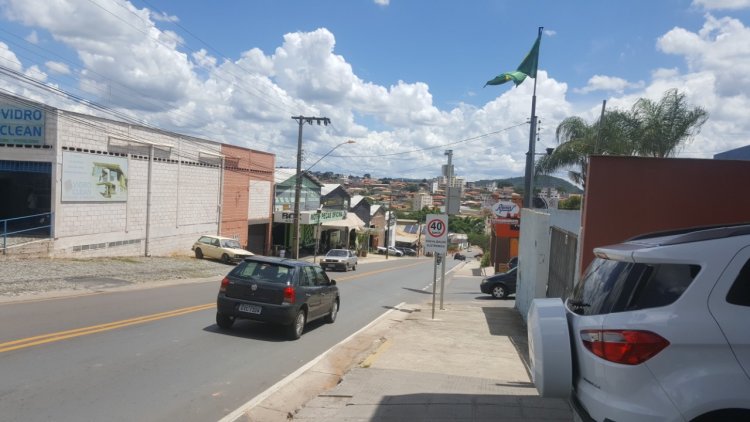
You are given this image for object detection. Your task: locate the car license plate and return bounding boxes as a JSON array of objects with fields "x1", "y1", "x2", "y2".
[{"x1": 238, "y1": 304, "x2": 261, "y2": 314}]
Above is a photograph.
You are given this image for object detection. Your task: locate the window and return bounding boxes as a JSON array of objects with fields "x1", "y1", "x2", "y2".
[
  {"x1": 232, "y1": 261, "x2": 259, "y2": 279},
  {"x1": 231, "y1": 262, "x2": 293, "y2": 284},
  {"x1": 727, "y1": 259, "x2": 750, "y2": 307},
  {"x1": 569, "y1": 258, "x2": 699, "y2": 315},
  {"x1": 313, "y1": 267, "x2": 331, "y2": 286},
  {"x1": 625, "y1": 264, "x2": 700, "y2": 311},
  {"x1": 299, "y1": 267, "x2": 316, "y2": 287}
]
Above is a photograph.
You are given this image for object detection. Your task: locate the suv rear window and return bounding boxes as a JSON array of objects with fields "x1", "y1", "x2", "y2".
[{"x1": 568, "y1": 258, "x2": 700, "y2": 315}]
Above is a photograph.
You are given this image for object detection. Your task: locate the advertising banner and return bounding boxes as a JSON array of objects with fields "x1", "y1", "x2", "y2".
[
  {"x1": 62, "y1": 151, "x2": 129, "y2": 202},
  {"x1": 0, "y1": 104, "x2": 45, "y2": 145}
]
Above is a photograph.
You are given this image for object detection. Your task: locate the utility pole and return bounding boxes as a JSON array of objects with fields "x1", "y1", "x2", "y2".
[
  {"x1": 291, "y1": 115, "x2": 330, "y2": 260},
  {"x1": 440, "y1": 150, "x2": 453, "y2": 310}
]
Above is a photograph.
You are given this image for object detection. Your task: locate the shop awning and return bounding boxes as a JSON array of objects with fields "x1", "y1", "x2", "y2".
[{"x1": 321, "y1": 212, "x2": 365, "y2": 230}]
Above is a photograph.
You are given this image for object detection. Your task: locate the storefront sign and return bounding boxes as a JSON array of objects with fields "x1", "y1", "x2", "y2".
[
  {"x1": 61, "y1": 151, "x2": 129, "y2": 202},
  {"x1": 491, "y1": 200, "x2": 520, "y2": 217},
  {"x1": 0, "y1": 104, "x2": 45, "y2": 145},
  {"x1": 492, "y1": 218, "x2": 519, "y2": 225},
  {"x1": 273, "y1": 209, "x2": 346, "y2": 224}
]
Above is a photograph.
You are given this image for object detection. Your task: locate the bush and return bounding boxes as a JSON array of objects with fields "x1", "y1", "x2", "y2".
[{"x1": 480, "y1": 253, "x2": 491, "y2": 268}]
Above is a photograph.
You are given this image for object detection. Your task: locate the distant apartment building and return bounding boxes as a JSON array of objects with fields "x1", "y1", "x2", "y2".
[{"x1": 412, "y1": 191, "x2": 433, "y2": 211}]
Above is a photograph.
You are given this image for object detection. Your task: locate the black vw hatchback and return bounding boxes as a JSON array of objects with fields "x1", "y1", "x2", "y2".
[{"x1": 216, "y1": 256, "x2": 339, "y2": 340}]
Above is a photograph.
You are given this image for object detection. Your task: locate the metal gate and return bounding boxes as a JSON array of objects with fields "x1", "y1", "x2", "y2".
[{"x1": 546, "y1": 227, "x2": 578, "y2": 300}]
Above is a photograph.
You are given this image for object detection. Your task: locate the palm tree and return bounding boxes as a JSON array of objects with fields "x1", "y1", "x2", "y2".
[
  {"x1": 535, "y1": 110, "x2": 634, "y2": 189},
  {"x1": 630, "y1": 88, "x2": 708, "y2": 158},
  {"x1": 536, "y1": 89, "x2": 708, "y2": 189}
]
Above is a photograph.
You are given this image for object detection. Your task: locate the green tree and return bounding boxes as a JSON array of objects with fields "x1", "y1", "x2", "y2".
[
  {"x1": 536, "y1": 89, "x2": 708, "y2": 189},
  {"x1": 630, "y1": 89, "x2": 708, "y2": 158},
  {"x1": 536, "y1": 109, "x2": 634, "y2": 189},
  {"x1": 558, "y1": 196, "x2": 582, "y2": 210}
]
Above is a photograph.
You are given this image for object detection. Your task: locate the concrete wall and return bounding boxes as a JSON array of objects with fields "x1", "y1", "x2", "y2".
[
  {"x1": 515, "y1": 208, "x2": 582, "y2": 321},
  {"x1": 51, "y1": 110, "x2": 222, "y2": 258},
  {"x1": 515, "y1": 209, "x2": 550, "y2": 321}
]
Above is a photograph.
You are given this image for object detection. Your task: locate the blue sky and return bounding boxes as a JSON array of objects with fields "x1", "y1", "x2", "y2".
[{"x1": 2, "y1": 0, "x2": 750, "y2": 182}]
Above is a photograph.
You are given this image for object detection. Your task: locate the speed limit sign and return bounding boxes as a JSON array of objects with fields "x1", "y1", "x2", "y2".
[{"x1": 424, "y1": 214, "x2": 448, "y2": 253}]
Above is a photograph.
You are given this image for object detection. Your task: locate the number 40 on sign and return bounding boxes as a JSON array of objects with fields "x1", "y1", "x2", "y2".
[{"x1": 424, "y1": 214, "x2": 448, "y2": 254}]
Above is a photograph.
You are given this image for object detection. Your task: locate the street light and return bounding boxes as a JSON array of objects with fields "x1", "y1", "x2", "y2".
[{"x1": 292, "y1": 139, "x2": 356, "y2": 259}]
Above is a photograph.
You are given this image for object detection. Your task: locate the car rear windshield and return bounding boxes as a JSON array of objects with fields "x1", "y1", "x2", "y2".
[
  {"x1": 230, "y1": 261, "x2": 293, "y2": 284},
  {"x1": 568, "y1": 258, "x2": 701, "y2": 316}
]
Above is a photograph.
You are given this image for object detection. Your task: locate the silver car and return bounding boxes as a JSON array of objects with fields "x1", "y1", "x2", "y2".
[{"x1": 321, "y1": 249, "x2": 358, "y2": 272}]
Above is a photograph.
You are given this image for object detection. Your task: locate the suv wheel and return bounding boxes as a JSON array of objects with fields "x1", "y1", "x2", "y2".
[
  {"x1": 216, "y1": 312, "x2": 234, "y2": 329},
  {"x1": 492, "y1": 284, "x2": 507, "y2": 299},
  {"x1": 288, "y1": 309, "x2": 306, "y2": 340},
  {"x1": 221, "y1": 253, "x2": 231, "y2": 264},
  {"x1": 194, "y1": 248, "x2": 203, "y2": 259}
]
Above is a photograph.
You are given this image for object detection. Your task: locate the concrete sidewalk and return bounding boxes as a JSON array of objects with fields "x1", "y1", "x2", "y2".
[{"x1": 240, "y1": 259, "x2": 573, "y2": 421}]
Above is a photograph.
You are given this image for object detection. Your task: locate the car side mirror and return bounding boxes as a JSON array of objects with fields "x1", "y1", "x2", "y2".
[{"x1": 329, "y1": 280, "x2": 336, "y2": 286}]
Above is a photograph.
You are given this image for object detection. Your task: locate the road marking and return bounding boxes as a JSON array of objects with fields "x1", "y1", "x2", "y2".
[{"x1": 0, "y1": 303, "x2": 215, "y2": 354}]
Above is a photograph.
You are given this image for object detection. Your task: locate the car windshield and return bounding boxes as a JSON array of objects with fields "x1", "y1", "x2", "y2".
[
  {"x1": 326, "y1": 250, "x2": 348, "y2": 257},
  {"x1": 222, "y1": 239, "x2": 242, "y2": 249}
]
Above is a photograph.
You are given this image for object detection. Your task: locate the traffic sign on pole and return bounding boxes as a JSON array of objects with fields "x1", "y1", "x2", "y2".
[{"x1": 424, "y1": 214, "x2": 448, "y2": 254}]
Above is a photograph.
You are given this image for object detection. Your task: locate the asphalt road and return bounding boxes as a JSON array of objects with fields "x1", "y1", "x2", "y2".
[{"x1": 0, "y1": 257, "x2": 464, "y2": 422}]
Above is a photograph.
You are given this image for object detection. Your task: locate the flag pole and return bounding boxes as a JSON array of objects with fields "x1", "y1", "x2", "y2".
[{"x1": 522, "y1": 26, "x2": 543, "y2": 209}]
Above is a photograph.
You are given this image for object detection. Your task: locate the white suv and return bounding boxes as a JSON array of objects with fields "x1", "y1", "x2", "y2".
[{"x1": 529, "y1": 224, "x2": 750, "y2": 422}]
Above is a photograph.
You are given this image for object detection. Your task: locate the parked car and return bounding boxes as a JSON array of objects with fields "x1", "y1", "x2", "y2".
[
  {"x1": 480, "y1": 267, "x2": 517, "y2": 299},
  {"x1": 216, "y1": 256, "x2": 339, "y2": 340},
  {"x1": 528, "y1": 223, "x2": 750, "y2": 421},
  {"x1": 321, "y1": 249, "x2": 357, "y2": 272},
  {"x1": 396, "y1": 247, "x2": 417, "y2": 256},
  {"x1": 377, "y1": 246, "x2": 403, "y2": 257},
  {"x1": 453, "y1": 252, "x2": 466, "y2": 261},
  {"x1": 192, "y1": 235, "x2": 253, "y2": 264}
]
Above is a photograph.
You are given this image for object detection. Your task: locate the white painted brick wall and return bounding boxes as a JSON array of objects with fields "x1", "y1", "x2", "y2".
[{"x1": 51, "y1": 113, "x2": 222, "y2": 258}]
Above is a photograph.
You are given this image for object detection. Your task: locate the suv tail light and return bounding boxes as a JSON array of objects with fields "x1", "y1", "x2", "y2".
[
  {"x1": 580, "y1": 330, "x2": 669, "y2": 365},
  {"x1": 219, "y1": 277, "x2": 230, "y2": 293},
  {"x1": 283, "y1": 286, "x2": 296, "y2": 304}
]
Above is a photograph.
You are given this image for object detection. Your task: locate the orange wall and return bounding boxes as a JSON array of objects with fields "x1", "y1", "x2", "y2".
[
  {"x1": 580, "y1": 156, "x2": 750, "y2": 271},
  {"x1": 220, "y1": 144, "x2": 275, "y2": 251}
]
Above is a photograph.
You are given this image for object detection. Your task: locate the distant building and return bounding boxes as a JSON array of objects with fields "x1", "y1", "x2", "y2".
[
  {"x1": 714, "y1": 145, "x2": 750, "y2": 161},
  {"x1": 412, "y1": 191, "x2": 433, "y2": 211}
]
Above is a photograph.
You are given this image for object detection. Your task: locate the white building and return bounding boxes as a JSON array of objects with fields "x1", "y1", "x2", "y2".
[
  {"x1": 412, "y1": 191, "x2": 433, "y2": 211},
  {"x1": 0, "y1": 93, "x2": 274, "y2": 258}
]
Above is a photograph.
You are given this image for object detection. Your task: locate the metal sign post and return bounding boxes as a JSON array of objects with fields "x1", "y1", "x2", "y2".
[
  {"x1": 432, "y1": 253, "x2": 438, "y2": 319},
  {"x1": 424, "y1": 214, "x2": 448, "y2": 318}
]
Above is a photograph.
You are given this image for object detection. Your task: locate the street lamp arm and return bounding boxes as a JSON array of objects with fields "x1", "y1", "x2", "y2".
[{"x1": 305, "y1": 140, "x2": 356, "y2": 172}]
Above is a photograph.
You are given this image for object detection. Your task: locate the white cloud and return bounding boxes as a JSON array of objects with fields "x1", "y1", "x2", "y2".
[
  {"x1": 544, "y1": 29, "x2": 557, "y2": 37},
  {"x1": 25, "y1": 30, "x2": 38, "y2": 44},
  {"x1": 45, "y1": 61, "x2": 70, "y2": 75},
  {"x1": 692, "y1": 0, "x2": 750, "y2": 10},
  {"x1": 2, "y1": 2, "x2": 750, "y2": 182},
  {"x1": 374, "y1": 0, "x2": 390, "y2": 6},
  {"x1": 150, "y1": 10, "x2": 179, "y2": 23},
  {"x1": 575, "y1": 75, "x2": 645, "y2": 94}
]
